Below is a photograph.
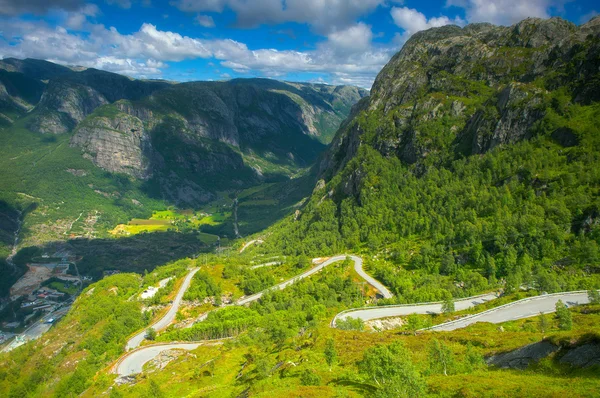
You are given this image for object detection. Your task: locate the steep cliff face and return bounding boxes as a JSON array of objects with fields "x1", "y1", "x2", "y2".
[
  {"x1": 29, "y1": 80, "x2": 109, "y2": 134},
  {"x1": 66, "y1": 79, "x2": 366, "y2": 206},
  {"x1": 0, "y1": 58, "x2": 365, "y2": 206},
  {"x1": 23, "y1": 68, "x2": 170, "y2": 134},
  {"x1": 322, "y1": 17, "x2": 600, "y2": 180},
  {"x1": 70, "y1": 111, "x2": 153, "y2": 179}
]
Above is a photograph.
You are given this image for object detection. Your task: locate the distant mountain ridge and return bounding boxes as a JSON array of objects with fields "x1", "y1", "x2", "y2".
[{"x1": 0, "y1": 58, "x2": 367, "y2": 206}]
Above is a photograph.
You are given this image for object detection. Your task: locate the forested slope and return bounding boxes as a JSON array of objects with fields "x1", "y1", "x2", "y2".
[{"x1": 257, "y1": 17, "x2": 600, "y2": 299}]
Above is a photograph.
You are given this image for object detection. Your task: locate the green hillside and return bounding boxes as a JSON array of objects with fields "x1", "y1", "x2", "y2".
[
  {"x1": 254, "y1": 17, "x2": 600, "y2": 300},
  {"x1": 1, "y1": 16, "x2": 600, "y2": 398}
]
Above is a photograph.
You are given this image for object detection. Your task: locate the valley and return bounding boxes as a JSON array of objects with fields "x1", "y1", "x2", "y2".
[{"x1": 0, "y1": 11, "x2": 599, "y2": 398}]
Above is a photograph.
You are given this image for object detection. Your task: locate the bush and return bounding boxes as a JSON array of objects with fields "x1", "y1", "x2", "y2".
[
  {"x1": 300, "y1": 369, "x2": 321, "y2": 386},
  {"x1": 336, "y1": 316, "x2": 364, "y2": 331},
  {"x1": 146, "y1": 328, "x2": 157, "y2": 341},
  {"x1": 555, "y1": 300, "x2": 572, "y2": 331}
]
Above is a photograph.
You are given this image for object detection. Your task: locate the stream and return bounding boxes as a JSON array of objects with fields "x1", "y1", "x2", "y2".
[
  {"x1": 6, "y1": 210, "x2": 22, "y2": 272},
  {"x1": 232, "y1": 198, "x2": 241, "y2": 238}
]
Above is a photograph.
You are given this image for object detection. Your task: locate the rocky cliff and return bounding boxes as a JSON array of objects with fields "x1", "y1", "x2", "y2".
[
  {"x1": 320, "y1": 16, "x2": 600, "y2": 180},
  {"x1": 68, "y1": 78, "x2": 367, "y2": 205},
  {"x1": 0, "y1": 58, "x2": 366, "y2": 206}
]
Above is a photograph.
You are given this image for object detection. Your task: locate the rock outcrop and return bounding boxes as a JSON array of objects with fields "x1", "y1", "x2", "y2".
[
  {"x1": 321, "y1": 16, "x2": 600, "y2": 182},
  {"x1": 559, "y1": 342, "x2": 600, "y2": 368},
  {"x1": 29, "y1": 80, "x2": 109, "y2": 134},
  {"x1": 487, "y1": 340, "x2": 600, "y2": 370},
  {"x1": 487, "y1": 341, "x2": 559, "y2": 369},
  {"x1": 70, "y1": 113, "x2": 153, "y2": 179}
]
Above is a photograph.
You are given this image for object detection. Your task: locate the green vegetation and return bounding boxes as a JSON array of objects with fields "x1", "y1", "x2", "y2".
[
  {"x1": 145, "y1": 328, "x2": 157, "y2": 341},
  {"x1": 556, "y1": 300, "x2": 573, "y2": 331},
  {"x1": 43, "y1": 278, "x2": 78, "y2": 295},
  {"x1": 0, "y1": 258, "x2": 195, "y2": 397},
  {"x1": 257, "y1": 98, "x2": 600, "y2": 302},
  {"x1": 2, "y1": 20, "x2": 600, "y2": 398},
  {"x1": 359, "y1": 341, "x2": 426, "y2": 397},
  {"x1": 183, "y1": 271, "x2": 222, "y2": 302},
  {"x1": 161, "y1": 263, "x2": 365, "y2": 343},
  {"x1": 588, "y1": 289, "x2": 600, "y2": 304}
]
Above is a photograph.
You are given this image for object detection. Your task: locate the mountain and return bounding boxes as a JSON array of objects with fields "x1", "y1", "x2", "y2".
[
  {"x1": 0, "y1": 17, "x2": 599, "y2": 398},
  {"x1": 0, "y1": 59, "x2": 366, "y2": 295},
  {"x1": 69, "y1": 78, "x2": 366, "y2": 201},
  {"x1": 260, "y1": 17, "x2": 600, "y2": 295}
]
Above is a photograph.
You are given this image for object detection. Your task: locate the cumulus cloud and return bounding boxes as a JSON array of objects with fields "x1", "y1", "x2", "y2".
[
  {"x1": 391, "y1": 6, "x2": 465, "y2": 44},
  {"x1": 195, "y1": 14, "x2": 216, "y2": 28},
  {"x1": 65, "y1": 4, "x2": 100, "y2": 30},
  {"x1": 0, "y1": 20, "x2": 391, "y2": 87},
  {"x1": 326, "y1": 22, "x2": 374, "y2": 55},
  {"x1": 171, "y1": 0, "x2": 387, "y2": 33},
  {"x1": 0, "y1": 0, "x2": 83, "y2": 16},
  {"x1": 446, "y1": 0, "x2": 564, "y2": 26}
]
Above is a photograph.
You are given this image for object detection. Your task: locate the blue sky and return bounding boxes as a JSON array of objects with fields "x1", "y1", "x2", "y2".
[{"x1": 0, "y1": 0, "x2": 598, "y2": 88}]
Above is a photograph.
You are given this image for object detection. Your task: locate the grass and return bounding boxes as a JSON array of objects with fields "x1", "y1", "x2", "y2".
[
  {"x1": 92, "y1": 303, "x2": 600, "y2": 398},
  {"x1": 109, "y1": 210, "x2": 221, "y2": 244},
  {"x1": 48, "y1": 281, "x2": 78, "y2": 295}
]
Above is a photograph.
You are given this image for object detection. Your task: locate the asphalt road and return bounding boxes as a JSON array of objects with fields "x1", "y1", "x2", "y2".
[
  {"x1": 116, "y1": 343, "x2": 202, "y2": 376},
  {"x1": 350, "y1": 255, "x2": 393, "y2": 299},
  {"x1": 237, "y1": 255, "x2": 392, "y2": 305},
  {"x1": 428, "y1": 291, "x2": 590, "y2": 331},
  {"x1": 115, "y1": 255, "x2": 394, "y2": 375},
  {"x1": 2, "y1": 306, "x2": 70, "y2": 353},
  {"x1": 239, "y1": 239, "x2": 263, "y2": 253},
  {"x1": 126, "y1": 268, "x2": 199, "y2": 351},
  {"x1": 250, "y1": 261, "x2": 279, "y2": 269},
  {"x1": 332, "y1": 292, "x2": 498, "y2": 326}
]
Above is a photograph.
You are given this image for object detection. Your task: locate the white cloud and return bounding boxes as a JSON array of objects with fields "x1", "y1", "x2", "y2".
[
  {"x1": 65, "y1": 4, "x2": 100, "y2": 30},
  {"x1": 391, "y1": 6, "x2": 465, "y2": 44},
  {"x1": 326, "y1": 22, "x2": 373, "y2": 55},
  {"x1": 195, "y1": 14, "x2": 215, "y2": 28},
  {"x1": 446, "y1": 0, "x2": 563, "y2": 26},
  {"x1": 0, "y1": 19, "x2": 392, "y2": 87},
  {"x1": 171, "y1": 0, "x2": 387, "y2": 33}
]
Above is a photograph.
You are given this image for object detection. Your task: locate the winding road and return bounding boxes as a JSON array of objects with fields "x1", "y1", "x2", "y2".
[
  {"x1": 239, "y1": 239, "x2": 263, "y2": 253},
  {"x1": 237, "y1": 255, "x2": 390, "y2": 305},
  {"x1": 114, "y1": 255, "x2": 388, "y2": 375},
  {"x1": 350, "y1": 255, "x2": 393, "y2": 299},
  {"x1": 115, "y1": 342, "x2": 214, "y2": 376},
  {"x1": 114, "y1": 254, "x2": 596, "y2": 377},
  {"x1": 427, "y1": 291, "x2": 590, "y2": 331},
  {"x1": 332, "y1": 292, "x2": 498, "y2": 326},
  {"x1": 125, "y1": 267, "x2": 199, "y2": 351}
]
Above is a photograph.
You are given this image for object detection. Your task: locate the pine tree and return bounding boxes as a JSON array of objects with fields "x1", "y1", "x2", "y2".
[
  {"x1": 588, "y1": 289, "x2": 600, "y2": 305},
  {"x1": 555, "y1": 300, "x2": 572, "y2": 331},
  {"x1": 441, "y1": 295, "x2": 455, "y2": 314},
  {"x1": 324, "y1": 337, "x2": 337, "y2": 370}
]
